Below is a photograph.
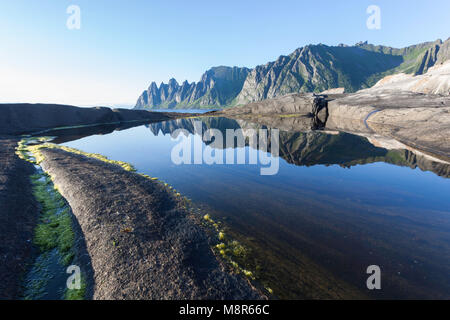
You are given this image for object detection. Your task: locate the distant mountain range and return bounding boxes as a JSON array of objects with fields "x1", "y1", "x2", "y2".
[
  {"x1": 135, "y1": 66, "x2": 250, "y2": 109},
  {"x1": 135, "y1": 38, "x2": 450, "y2": 109}
]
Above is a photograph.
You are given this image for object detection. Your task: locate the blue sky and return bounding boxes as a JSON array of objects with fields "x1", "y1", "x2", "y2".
[{"x1": 0, "y1": 0, "x2": 449, "y2": 106}]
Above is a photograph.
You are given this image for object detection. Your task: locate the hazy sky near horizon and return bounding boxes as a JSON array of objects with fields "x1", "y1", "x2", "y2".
[{"x1": 0, "y1": 0, "x2": 449, "y2": 106}]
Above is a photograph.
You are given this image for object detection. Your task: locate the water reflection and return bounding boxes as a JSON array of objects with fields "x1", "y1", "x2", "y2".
[
  {"x1": 147, "y1": 117, "x2": 450, "y2": 178},
  {"x1": 56, "y1": 116, "x2": 450, "y2": 299}
]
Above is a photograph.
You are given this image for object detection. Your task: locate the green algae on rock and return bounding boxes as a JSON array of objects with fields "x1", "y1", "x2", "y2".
[
  {"x1": 31, "y1": 173, "x2": 75, "y2": 265},
  {"x1": 17, "y1": 138, "x2": 86, "y2": 300}
]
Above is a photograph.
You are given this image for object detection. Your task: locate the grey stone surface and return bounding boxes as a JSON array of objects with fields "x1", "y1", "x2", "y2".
[{"x1": 0, "y1": 137, "x2": 38, "y2": 299}]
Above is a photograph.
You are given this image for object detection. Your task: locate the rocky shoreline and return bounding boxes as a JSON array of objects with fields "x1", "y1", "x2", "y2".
[
  {"x1": 0, "y1": 104, "x2": 212, "y2": 299},
  {"x1": 215, "y1": 90, "x2": 450, "y2": 161},
  {"x1": 34, "y1": 147, "x2": 261, "y2": 299},
  {"x1": 0, "y1": 103, "x2": 192, "y2": 136}
]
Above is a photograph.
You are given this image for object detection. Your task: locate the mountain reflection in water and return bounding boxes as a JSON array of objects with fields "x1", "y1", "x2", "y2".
[{"x1": 146, "y1": 117, "x2": 450, "y2": 178}]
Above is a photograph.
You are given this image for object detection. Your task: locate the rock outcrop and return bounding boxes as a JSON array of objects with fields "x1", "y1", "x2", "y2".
[
  {"x1": 368, "y1": 60, "x2": 450, "y2": 95},
  {"x1": 211, "y1": 89, "x2": 450, "y2": 161},
  {"x1": 0, "y1": 103, "x2": 187, "y2": 135},
  {"x1": 324, "y1": 89, "x2": 450, "y2": 158},
  {"x1": 219, "y1": 93, "x2": 324, "y2": 116}
]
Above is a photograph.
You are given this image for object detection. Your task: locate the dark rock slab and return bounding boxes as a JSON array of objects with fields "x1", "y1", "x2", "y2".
[
  {"x1": 0, "y1": 137, "x2": 38, "y2": 299},
  {"x1": 0, "y1": 103, "x2": 179, "y2": 136}
]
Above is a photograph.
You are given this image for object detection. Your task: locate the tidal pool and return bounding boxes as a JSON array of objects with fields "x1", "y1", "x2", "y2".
[{"x1": 50, "y1": 116, "x2": 450, "y2": 299}]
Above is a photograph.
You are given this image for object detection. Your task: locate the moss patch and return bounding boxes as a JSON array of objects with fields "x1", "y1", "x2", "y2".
[
  {"x1": 202, "y1": 212, "x2": 263, "y2": 284},
  {"x1": 31, "y1": 173, "x2": 75, "y2": 266},
  {"x1": 278, "y1": 114, "x2": 305, "y2": 118},
  {"x1": 31, "y1": 143, "x2": 136, "y2": 172}
]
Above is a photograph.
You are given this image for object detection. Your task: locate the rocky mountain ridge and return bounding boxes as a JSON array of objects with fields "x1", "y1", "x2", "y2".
[
  {"x1": 136, "y1": 66, "x2": 249, "y2": 109},
  {"x1": 135, "y1": 38, "x2": 450, "y2": 109}
]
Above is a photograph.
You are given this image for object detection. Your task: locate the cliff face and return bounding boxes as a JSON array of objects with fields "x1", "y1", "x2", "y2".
[
  {"x1": 235, "y1": 44, "x2": 399, "y2": 104},
  {"x1": 235, "y1": 39, "x2": 450, "y2": 104},
  {"x1": 135, "y1": 66, "x2": 250, "y2": 109},
  {"x1": 135, "y1": 39, "x2": 450, "y2": 109}
]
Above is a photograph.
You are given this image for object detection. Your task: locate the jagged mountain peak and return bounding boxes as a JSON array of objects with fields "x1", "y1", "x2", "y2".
[
  {"x1": 135, "y1": 66, "x2": 250, "y2": 109},
  {"x1": 168, "y1": 78, "x2": 178, "y2": 85}
]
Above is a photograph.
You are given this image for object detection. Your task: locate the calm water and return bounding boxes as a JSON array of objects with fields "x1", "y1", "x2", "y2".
[
  {"x1": 151, "y1": 108, "x2": 218, "y2": 113},
  {"x1": 55, "y1": 117, "x2": 450, "y2": 299}
]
